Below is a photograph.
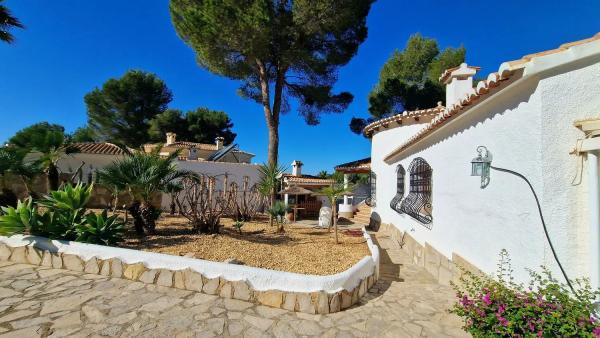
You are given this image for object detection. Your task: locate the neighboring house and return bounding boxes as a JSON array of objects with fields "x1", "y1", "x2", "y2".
[
  {"x1": 55, "y1": 142, "x2": 129, "y2": 183},
  {"x1": 281, "y1": 160, "x2": 334, "y2": 218},
  {"x1": 364, "y1": 33, "x2": 600, "y2": 287},
  {"x1": 143, "y1": 133, "x2": 255, "y2": 164}
]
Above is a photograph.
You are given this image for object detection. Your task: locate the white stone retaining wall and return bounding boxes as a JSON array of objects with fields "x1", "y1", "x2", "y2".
[{"x1": 0, "y1": 228, "x2": 379, "y2": 314}]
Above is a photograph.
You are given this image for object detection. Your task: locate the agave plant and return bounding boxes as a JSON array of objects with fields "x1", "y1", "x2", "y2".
[
  {"x1": 0, "y1": 198, "x2": 37, "y2": 235},
  {"x1": 98, "y1": 147, "x2": 191, "y2": 235},
  {"x1": 76, "y1": 210, "x2": 125, "y2": 245}
]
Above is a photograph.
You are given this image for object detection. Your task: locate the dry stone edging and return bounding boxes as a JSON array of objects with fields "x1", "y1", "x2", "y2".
[{"x1": 0, "y1": 230, "x2": 379, "y2": 314}]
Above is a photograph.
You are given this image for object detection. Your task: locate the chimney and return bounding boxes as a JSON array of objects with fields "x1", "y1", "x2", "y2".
[
  {"x1": 440, "y1": 63, "x2": 480, "y2": 108},
  {"x1": 291, "y1": 160, "x2": 303, "y2": 176},
  {"x1": 215, "y1": 137, "x2": 225, "y2": 150},
  {"x1": 166, "y1": 132, "x2": 176, "y2": 145}
]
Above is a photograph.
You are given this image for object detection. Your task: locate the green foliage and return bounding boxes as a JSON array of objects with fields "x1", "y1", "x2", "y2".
[
  {"x1": 232, "y1": 221, "x2": 244, "y2": 234},
  {"x1": 9, "y1": 122, "x2": 67, "y2": 153},
  {"x1": 170, "y1": 0, "x2": 373, "y2": 163},
  {"x1": 257, "y1": 163, "x2": 286, "y2": 198},
  {"x1": 268, "y1": 201, "x2": 291, "y2": 218},
  {"x1": 98, "y1": 149, "x2": 188, "y2": 204},
  {"x1": 70, "y1": 126, "x2": 96, "y2": 143},
  {"x1": 8, "y1": 122, "x2": 72, "y2": 191},
  {"x1": 148, "y1": 108, "x2": 236, "y2": 145},
  {"x1": 85, "y1": 70, "x2": 173, "y2": 148},
  {"x1": 76, "y1": 210, "x2": 125, "y2": 245},
  {"x1": 0, "y1": 0, "x2": 24, "y2": 44},
  {"x1": 0, "y1": 184, "x2": 125, "y2": 245},
  {"x1": 38, "y1": 183, "x2": 93, "y2": 211},
  {"x1": 350, "y1": 34, "x2": 465, "y2": 134},
  {"x1": 450, "y1": 250, "x2": 600, "y2": 337},
  {"x1": 0, "y1": 198, "x2": 35, "y2": 235}
]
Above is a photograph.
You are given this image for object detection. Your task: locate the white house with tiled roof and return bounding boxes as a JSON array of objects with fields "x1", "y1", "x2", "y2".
[
  {"x1": 366, "y1": 33, "x2": 600, "y2": 288},
  {"x1": 143, "y1": 132, "x2": 255, "y2": 164}
]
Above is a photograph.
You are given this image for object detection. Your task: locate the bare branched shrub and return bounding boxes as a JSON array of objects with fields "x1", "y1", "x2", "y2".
[
  {"x1": 229, "y1": 176, "x2": 266, "y2": 221},
  {"x1": 176, "y1": 175, "x2": 235, "y2": 234}
]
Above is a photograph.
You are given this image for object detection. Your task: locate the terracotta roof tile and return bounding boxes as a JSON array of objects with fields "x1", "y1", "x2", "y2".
[
  {"x1": 71, "y1": 142, "x2": 128, "y2": 155},
  {"x1": 335, "y1": 157, "x2": 371, "y2": 172},
  {"x1": 382, "y1": 32, "x2": 600, "y2": 162},
  {"x1": 166, "y1": 142, "x2": 217, "y2": 151},
  {"x1": 283, "y1": 174, "x2": 334, "y2": 185},
  {"x1": 363, "y1": 103, "x2": 445, "y2": 137}
]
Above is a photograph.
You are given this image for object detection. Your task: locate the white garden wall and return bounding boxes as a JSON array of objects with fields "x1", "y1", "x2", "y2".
[{"x1": 371, "y1": 58, "x2": 600, "y2": 285}]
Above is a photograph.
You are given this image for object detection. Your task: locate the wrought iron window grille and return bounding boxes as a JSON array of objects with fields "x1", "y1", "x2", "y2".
[
  {"x1": 390, "y1": 165, "x2": 405, "y2": 213},
  {"x1": 366, "y1": 171, "x2": 377, "y2": 207},
  {"x1": 399, "y1": 157, "x2": 432, "y2": 227}
]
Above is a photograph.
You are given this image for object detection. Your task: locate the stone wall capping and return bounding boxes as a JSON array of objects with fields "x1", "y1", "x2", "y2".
[
  {"x1": 0, "y1": 229, "x2": 379, "y2": 314},
  {"x1": 380, "y1": 223, "x2": 483, "y2": 287}
]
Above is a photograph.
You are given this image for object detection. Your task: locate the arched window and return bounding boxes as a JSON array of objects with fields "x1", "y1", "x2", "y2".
[
  {"x1": 367, "y1": 171, "x2": 377, "y2": 207},
  {"x1": 390, "y1": 165, "x2": 405, "y2": 213},
  {"x1": 400, "y1": 158, "x2": 433, "y2": 226}
]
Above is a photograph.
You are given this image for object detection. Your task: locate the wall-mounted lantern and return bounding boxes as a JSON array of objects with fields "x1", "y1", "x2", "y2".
[
  {"x1": 469, "y1": 145, "x2": 576, "y2": 294},
  {"x1": 471, "y1": 145, "x2": 492, "y2": 188}
]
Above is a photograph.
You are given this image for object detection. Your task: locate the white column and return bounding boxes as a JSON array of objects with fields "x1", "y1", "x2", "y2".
[
  {"x1": 284, "y1": 194, "x2": 289, "y2": 206},
  {"x1": 343, "y1": 174, "x2": 349, "y2": 189},
  {"x1": 588, "y1": 152, "x2": 600, "y2": 289}
]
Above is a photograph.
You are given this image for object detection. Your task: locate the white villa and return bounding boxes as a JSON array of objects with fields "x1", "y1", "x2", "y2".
[{"x1": 363, "y1": 33, "x2": 600, "y2": 287}]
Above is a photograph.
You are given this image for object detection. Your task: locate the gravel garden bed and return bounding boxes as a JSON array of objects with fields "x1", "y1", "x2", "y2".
[{"x1": 119, "y1": 214, "x2": 371, "y2": 275}]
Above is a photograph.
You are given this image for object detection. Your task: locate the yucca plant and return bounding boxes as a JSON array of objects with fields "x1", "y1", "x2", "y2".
[
  {"x1": 98, "y1": 147, "x2": 191, "y2": 235},
  {"x1": 318, "y1": 183, "x2": 353, "y2": 244},
  {"x1": 76, "y1": 210, "x2": 125, "y2": 245}
]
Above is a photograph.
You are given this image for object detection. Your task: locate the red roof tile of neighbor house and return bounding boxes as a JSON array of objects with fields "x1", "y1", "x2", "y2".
[
  {"x1": 335, "y1": 157, "x2": 371, "y2": 173},
  {"x1": 71, "y1": 142, "x2": 128, "y2": 155},
  {"x1": 282, "y1": 174, "x2": 335, "y2": 185},
  {"x1": 364, "y1": 32, "x2": 600, "y2": 162}
]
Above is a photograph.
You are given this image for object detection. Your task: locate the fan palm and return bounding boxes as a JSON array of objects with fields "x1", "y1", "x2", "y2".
[
  {"x1": 257, "y1": 163, "x2": 286, "y2": 228},
  {"x1": 318, "y1": 183, "x2": 353, "y2": 244},
  {"x1": 0, "y1": 147, "x2": 42, "y2": 205},
  {"x1": 0, "y1": 0, "x2": 24, "y2": 44},
  {"x1": 98, "y1": 147, "x2": 190, "y2": 235}
]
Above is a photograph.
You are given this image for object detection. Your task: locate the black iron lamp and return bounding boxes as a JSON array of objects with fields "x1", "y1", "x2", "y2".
[{"x1": 471, "y1": 146, "x2": 492, "y2": 188}]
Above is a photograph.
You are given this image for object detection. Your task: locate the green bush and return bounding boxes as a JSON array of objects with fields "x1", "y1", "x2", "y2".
[
  {"x1": 0, "y1": 183, "x2": 124, "y2": 245},
  {"x1": 268, "y1": 201, "x2": 291, "y2": 218},
  {"x1": 450, "y1": 250, "x2": 600, "y2": 337}
]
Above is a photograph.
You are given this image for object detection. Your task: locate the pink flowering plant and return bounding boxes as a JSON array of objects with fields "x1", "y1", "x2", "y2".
[{"x1": 450, "y1": 249, "x2": 600, "y2": 337}]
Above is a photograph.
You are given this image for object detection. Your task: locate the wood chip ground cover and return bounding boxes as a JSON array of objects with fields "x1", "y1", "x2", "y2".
[{"x1": 119, "y1": 215, "x2": 371, "y2": 275}]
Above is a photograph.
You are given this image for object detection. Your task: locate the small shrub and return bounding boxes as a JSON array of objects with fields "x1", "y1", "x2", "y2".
[
  {"x1": 0, "y1": 183, "x2": 125, "y2": 245},
  {"x1": 76, "y1": 210, "x2": 125, "y2": 245},
  {"x1": 232, "y1": 221, "x2": 244, "y2": 234},
  {"x1": 450, "y1": 249, "x2": 600, "y2": 337}
]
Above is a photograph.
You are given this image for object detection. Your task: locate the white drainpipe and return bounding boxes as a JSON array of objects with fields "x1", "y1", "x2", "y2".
[
  {"x1": 574, "y1": 119, "x2": 600, "y2": 288},
  {"x1": 588, "y1": 151, "x2": 600, "y2": 288}
]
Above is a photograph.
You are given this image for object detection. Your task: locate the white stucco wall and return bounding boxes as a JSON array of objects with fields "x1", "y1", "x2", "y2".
[
  {"x1": 371, "y1": 58, "x2": 600, "y2": 284},
  {"x1": 56, "y1": 153, "x2": 126, "y2": 182},
  {"x1": 161, "y1": 161, "x2": 262, "y2": 209}
]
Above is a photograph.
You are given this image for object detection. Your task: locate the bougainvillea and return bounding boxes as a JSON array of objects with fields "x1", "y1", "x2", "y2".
[{"x1": 450, "y1": 250, "x2": 600, "y2": 337}]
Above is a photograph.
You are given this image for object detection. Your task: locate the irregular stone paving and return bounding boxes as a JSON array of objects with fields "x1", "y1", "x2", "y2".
[{"x1": 0, "y1": 231, "x2": 469, "y2": 337}]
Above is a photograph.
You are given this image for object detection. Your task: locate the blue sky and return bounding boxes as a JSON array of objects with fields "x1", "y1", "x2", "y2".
[{"x1": 1, "y1": 1, "x2": 599, "y2": 174}]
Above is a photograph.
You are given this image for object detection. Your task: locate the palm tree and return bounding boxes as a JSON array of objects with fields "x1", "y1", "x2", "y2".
[
  {"x1": 318, "y1": 183, "x2": 353, "y2": 244},
  {"x1": 317, "y1": 170, "x2": 329, "y2": 178},
  {"x1": 0, "y1": 147, "x2": 42, "y2": 205},
  {"x1": 257, "y1": 163, "x2": 286, "y2": 228},
  {"x1": 98, "y1": 148, "x2": 189, "y2": 235},
  {"x1": 0, "y1": 0, "x2": 24, "y2": 44}
]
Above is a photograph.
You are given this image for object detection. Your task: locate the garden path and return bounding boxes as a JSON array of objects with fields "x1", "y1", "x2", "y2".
[{"x1": 0, "y1": 230, "x2": 468, "y2": 337}]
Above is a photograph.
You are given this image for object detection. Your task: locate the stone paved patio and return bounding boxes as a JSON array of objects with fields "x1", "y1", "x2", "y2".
[{"x1": 0, "y1": 231, "x2": 469, "y2": 337}]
